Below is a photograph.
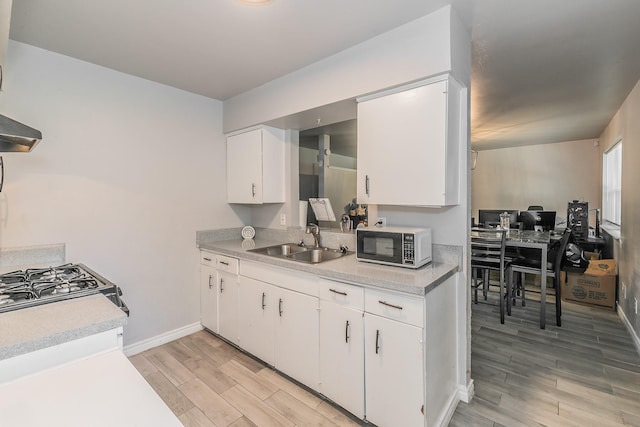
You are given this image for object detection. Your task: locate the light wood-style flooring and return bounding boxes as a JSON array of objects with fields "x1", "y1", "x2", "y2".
[
  {"x1": 129, "y1": 295, "x2": 640, "y2": 427},
  {"x1": 128, "y1": 330, "x2": 362, "y2": 427},
  {"x1": 451, "y1": 294, "x2": 640, "y2": 426}
]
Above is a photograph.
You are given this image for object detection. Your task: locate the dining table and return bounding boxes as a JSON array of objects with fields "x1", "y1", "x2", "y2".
[{"x1": 471, "y1": 228, "x2": 552, "y2": 328}]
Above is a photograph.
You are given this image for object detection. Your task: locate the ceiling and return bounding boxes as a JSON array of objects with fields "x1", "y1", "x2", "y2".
[{"x1": 9, "y1": 0, "x2": 640, "y2": 150}]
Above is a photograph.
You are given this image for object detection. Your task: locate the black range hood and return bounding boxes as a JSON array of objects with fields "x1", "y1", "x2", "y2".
[{"x1": 0, "y1": 114, "x2": 42, "y2": 153}]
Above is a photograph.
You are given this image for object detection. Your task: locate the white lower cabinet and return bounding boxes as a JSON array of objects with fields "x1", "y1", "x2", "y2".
[
  {"x1": 217, "y1": 270, "x2": 239, "y2": 345},
  {"x1": 237, "y1": 261, "x2": 319, "y2": 390},
  {"x1": 237, "y1": 276, "x2": 276, "y2": 365},
  {"x1": 199, "y1": 251, "x2": 239, "y2": 344},
  {"x1": 318, "y1": 280, "x2": 365, "y2": 418},
  {"x1": 274, "y1": 286, "x2": 320, "y2": 389},
  {"x1": 364, "y1": 313, "x2": 424, "y2": 427}
]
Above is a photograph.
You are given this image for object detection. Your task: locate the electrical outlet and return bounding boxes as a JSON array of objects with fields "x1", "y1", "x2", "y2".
[
  {"x1": 280, "y1": 213, "x2": 286, "y2": 226},
  {"x1": 376, "y1": 217, "x2": 387, "y2": 227}
]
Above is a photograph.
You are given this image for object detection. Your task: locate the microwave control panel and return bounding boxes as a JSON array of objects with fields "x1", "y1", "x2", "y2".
[{"x1": 402, "y1": 234, "x2": 415, "y2": 265}]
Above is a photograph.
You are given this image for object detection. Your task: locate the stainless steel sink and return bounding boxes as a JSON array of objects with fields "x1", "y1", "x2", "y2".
[
  {"x1": 249, "y1": 243, "x2": 309, "y2": 257},
  {"x1": 286, "y1": 247, "x2": 349, "y2": 264},
  {"x1": 248, "y1": 243, "x2": 353, "y2": 264}
]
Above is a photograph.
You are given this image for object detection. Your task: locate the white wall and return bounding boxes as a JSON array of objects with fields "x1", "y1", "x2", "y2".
[
  {"x1": 599, "y1": 78, "x2": 640, "y2": 346},
  {"x1": 471, "y1": 139, "x2": 601, "y2": 225},
  {"x1": 0, "y1": 41, "x2": 248, "y2": 345},
  {"x1": 223, "y1": 6, "x2": 456, "y2": 133}
]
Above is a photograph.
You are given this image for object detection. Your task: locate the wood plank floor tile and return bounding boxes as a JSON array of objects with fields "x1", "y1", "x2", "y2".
[
  {"x1": 558, "y1": 401, "x2": 625, "y2": 427},
  {"x1": 146, "y1": 349, "x2": 196, "y2": 386},
  {"x1": 256, "y1": 367, "x2": 323, "y2": 410},
  {"x1": 127, "y1": 353, "x2": 158, "y2": 377},
  {"x1": 221, "y1": 384, "x2": 295, "y2": 427},
  {"x1": 179, "y1": 377, "x2": 243, "y2": 426},
  {"x1": 178, "y1": 407, "x2": 216, "y2": 427},
  {"x1": 183, "y1": 356, "x2": 238, "y2": 394},
  {"x1": 219, "y1": 359, "x2": 278, "y2": 400},
  {"x1": 144, "y1": 371, "x2": 195, "y2": 416},
  {"x1": 265, "y1": 389, "x2": 336, "y2": 426},
  {"x1": 313, "y1": 401, "x2": 362, "y2": 427},
  {"x1": 229, "y1": 416, "x2": 258, "y2": 427}
]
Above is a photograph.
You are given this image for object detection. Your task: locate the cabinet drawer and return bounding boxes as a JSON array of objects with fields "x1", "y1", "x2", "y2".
[
  {"x1": 216, "y1": 255, "x2": 239, "y2": 274},
  {"x1": 200, "y1": 251, "x2": 216, "y2": 268},
  {"x1": 365, "y1": 288, "x2": 424, "y2": 327},
  {"x1": 319, "y1": 279, "x2": 364, "y2": 310}
]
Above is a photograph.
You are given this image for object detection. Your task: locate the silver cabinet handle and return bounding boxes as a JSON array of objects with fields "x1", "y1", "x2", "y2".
[
  {"x1": 208, "y1": 274, "x2": 213, "y2": 289},
  {"x1": 329, "y1": 288, "x2": 347, "y2": 296},
  {"x1": 203, "y1": 257, "x2": 212, "y2": 262},
  {"x1": 345, "y1": 320, "x2": 350, "y2": 343},
  {"x1": 219, "y1": 261, "x2": 229, "y2": 266},
  {"x1": 378, "y1": 300, "x2": 403, "y2": 310},
  {"x1": 375, "y1": 329, "x2": 380, "y2": 354},
  {"x1": 365, "y1": 175, "x2": 370, "y2": 196},
  {"x1": 278, "y1": 298, "x2": 283, "y2": 317},
  {"x1": 251, "y1": 183, "x2": 256, "y2": 197},
  {"x1": 261, "y1": 292, "x2": 266, "y2": 310},
  {"x1": 220, "y1": 278, "x2": 224, "y2": 293}
]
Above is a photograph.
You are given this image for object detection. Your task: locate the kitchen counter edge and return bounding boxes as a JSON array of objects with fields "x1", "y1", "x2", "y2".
[{"x1": 198, "y1": 239, "x2": 458, "y2": 296}]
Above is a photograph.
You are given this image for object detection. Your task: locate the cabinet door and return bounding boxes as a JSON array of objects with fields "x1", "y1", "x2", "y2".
[
  {"x1": 200, "y1": 264, "x2": 218, "y2": 332},
  {"x1": 357, "y1": 79, "x2": 453, "y2": 206},
  {"x1": 218, "y1": 270, "x2": 239, "y2": 345},
  {"x1": 0, "y1": 0, "x2": 11, "y2": 90},
  {"x1": 364, "y1": 313, "x2": 424, "y2": 427},
  {"x1": 227, "y1": 129, "x2": 263, "y2": 204},
  {"x1": 319, "y1": 301, "x2": 364, "y2": 418},
  {"x1": 237, "y1": 276, "x2": 275, "y2": 365},
  {"x1": 274, "y1": 287, "x2": 320, "y2": 390}
]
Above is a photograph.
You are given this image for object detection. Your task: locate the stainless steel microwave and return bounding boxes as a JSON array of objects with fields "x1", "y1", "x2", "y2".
[{"x1": 356, "y1": 226, "x2": 432, "y2": 269}]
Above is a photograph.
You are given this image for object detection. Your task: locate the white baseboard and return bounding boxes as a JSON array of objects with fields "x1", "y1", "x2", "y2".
[
  {"x1": 618, "y1": 305, "x2": 640, "y2": 357},
  {"x1": 457, "y1": 379, "x2": 474, "y2": 403},
  {"x1": 123, "y1": 322, "x2": 203, "y2": 356},
  {"x1": 437, "y1": 390, "x2": 461, "y2": 427}
]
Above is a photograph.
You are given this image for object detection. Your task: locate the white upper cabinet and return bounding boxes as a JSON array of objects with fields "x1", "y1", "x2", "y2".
[
  {"x1": 357, "y1": 75, "x2": 462, "y2": 207},
  {"x1": 226, "y1": 126, "x2": 285, "y2": 204},
  {"x1": 0, "y1": 0, "x2": 12, "y2": 91}
]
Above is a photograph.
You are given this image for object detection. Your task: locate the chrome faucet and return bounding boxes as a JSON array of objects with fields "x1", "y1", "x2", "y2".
[{"x1": 306, "y1": 223, "x2": 321, "y2": 247}]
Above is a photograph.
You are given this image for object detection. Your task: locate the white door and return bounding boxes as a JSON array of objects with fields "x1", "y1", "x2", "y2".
[
  {"x1": 364, "y1": 313, "x2": 424, "y2": 427},
  {"x1": 200, "y1": 264, "x2": 218, "y2": 332},
  {"x1": 274, "y1": 287, "x2": 320, "y2": 390},
  {"x1": 319, "y1": 301, "x2": 365, "y2": 418},
  {"x1": 237, "y1": 276, "x2": 275, "y2": 365},
  {"x1": 218, "y1": 270, "x2": 239, "y2": 344},
  {"x1": 227, "y1": 129, "x2": 263, "y2": 203},
  {"x1": 357, "y1": 80, "x2": 448, "y2": 206}
]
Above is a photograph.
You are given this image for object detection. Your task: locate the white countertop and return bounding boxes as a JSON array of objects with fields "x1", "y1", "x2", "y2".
[
  {"x1": 198, "y1": 238, "x2": 458, "y2": 296},
  {"x1": 0, "y1": 349, "x2": 182, "y2": 427},
  {"x1": 0, "y1": 294, "x2": 127, "y2": 361}
]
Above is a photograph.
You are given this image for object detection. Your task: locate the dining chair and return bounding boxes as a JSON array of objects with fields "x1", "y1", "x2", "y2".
[
  {"x1": 471, "y1": 228, "x2": 509, "y2": 323},
  {"x1": 507, "y1": 227, "x2": 572, "y2": 327}
]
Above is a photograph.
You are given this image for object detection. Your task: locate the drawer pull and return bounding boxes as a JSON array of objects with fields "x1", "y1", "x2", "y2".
[
  {"x1": 345, "y1": 320, "x2": 350, "y2": 343},
  {"x1": 375, "y1": 329, "x2": 380, "y2": 354},
  {"x1": 208, "y1": 274, "x2": 213, "y2": 289},
  {"x1": 279, "y1": 298, "x2": 283, "y2": 317},
  {"x1": 261, "y1": 292, "x2": 266, "y2": 310},
  {"x1": 203, "y1": 257, "x2": 212, "y2": 262},
  {"x1": 378, "y1": 300, "x2": 403, "y2": 310},
  {"x1": 329, "y1": 288, "x2": 348, "y2": 296},
  {"x1": 220, "y1": 278, "x2": 224, "y2": 293},
  {"x1": 219, "y1": 261, "x2": 230, "y2": 266}
]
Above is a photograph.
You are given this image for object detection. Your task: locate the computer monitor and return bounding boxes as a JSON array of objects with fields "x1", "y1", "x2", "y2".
[
  {"x1": 478, "y1": 210, "x2": 519, "y2": 228},
  {"x1": 519, "y1": 211, "x2": 556, "y2": 231}
]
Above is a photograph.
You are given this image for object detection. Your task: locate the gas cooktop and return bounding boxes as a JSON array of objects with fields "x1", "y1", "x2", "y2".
[{"x1": 0, "y1": 263, "x2": 128, "y2": 315}]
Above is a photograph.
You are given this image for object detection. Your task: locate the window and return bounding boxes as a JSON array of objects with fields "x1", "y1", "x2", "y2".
[{"x1": 602, "y1": 140, "x2": 622, "y2": 225}]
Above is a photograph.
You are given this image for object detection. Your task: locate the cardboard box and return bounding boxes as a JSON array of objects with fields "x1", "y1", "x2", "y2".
[
  {"x1": 562, "y1": 259, "x2": 617, "y2": 310},
  {"x1": 584, "y1": 251, "x2": 602, "y2": 260}
]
